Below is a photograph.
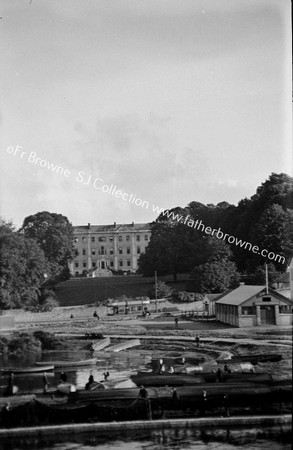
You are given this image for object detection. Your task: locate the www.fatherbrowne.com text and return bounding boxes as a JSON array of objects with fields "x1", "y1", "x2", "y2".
[{"x1": 6, "y1": 146, "x2": 286, "y2": 265}]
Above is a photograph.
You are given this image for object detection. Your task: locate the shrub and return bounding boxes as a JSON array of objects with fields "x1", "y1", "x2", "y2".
[{"x1": 7, "y1": 332, "x2": 42, "y2": 355}]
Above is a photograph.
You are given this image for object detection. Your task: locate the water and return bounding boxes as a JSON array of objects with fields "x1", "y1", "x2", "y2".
[{"x1": 0, "y1": 425, "x2": 291, "y2": 449}]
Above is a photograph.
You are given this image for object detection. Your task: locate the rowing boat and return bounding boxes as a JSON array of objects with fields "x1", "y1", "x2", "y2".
[
  {"x1": 0, "y1": 365, "x2": 54, "y2": 374},
  {"x1": 92, "y1": 337, "x2": 111, "y2": 351},
  {"x1": 35, "y1": 358, "x2": 97, "y2": 368},
  {"x1": 104, "y1": 339, "x2": 140, "y2": 352}
]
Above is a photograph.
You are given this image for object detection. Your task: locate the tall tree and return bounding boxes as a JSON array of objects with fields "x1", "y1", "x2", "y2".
[
  {"x1": 20, "y1": 211, "x2": 74, "y2": 283},
  {"x1": 0, "y1": 219, "x2": 48, "y2": 309},
  {"x1": 138, "y1": 207, "x2": 205, "y2": 280}
]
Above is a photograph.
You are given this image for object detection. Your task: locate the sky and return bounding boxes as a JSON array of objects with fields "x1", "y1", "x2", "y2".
[{"x1": 0, "y1": 0, "x2": 291, "y2": 228}]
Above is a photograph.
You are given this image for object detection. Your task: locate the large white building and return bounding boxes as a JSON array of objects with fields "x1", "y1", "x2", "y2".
[{"x1": 69, "y1": 222, "x2": 151, "y2": 276}]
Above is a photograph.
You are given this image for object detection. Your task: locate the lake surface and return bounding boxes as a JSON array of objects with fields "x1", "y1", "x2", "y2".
[{"x1": 0, "y1": 425, "x2": 291, "y2": 450}]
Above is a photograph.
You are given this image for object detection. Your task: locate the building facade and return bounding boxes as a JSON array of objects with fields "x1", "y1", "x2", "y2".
[
  {"x1": 69, "y1": 222, "x2": 151, "y2": 276},
  {"x1": 215, "y1": 284, "x2": 293, "y2": 328}
]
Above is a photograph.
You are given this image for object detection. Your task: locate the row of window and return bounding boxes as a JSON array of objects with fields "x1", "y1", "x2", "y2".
[
  {"x1": 75, "y1": 260, "x2": 132, "y2": 268},
  {"x1": 241, "y1": 305, "x2": 292, "y2": 315},
  {"x1": 74, "y1": 235, "x2": 149, "y2": 243},
  {"x1": 75, "y1": 246, "x2": 141, "y2": 256}
]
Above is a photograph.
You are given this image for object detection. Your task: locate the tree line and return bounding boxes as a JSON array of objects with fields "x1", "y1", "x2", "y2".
[
  {"x1": 138, "y1": 173, "x2": 293, "y2": 293},
  {"x1": 0, "y1": 172, "x2": 292, "y2": 309}
]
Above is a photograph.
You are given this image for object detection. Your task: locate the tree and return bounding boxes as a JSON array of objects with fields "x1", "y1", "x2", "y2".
[
  {"x1": 188, "y1": 237, "x2": 240, "y2": 293},
  {"x1": 148, "y1": 281, "x2": 173, "y2": 299},
  {"x1": 0, "y1": 219, "x2": 49, "y2": 309},
  {"x1": 138, "y1": 207, "x2": 206, "y2": 280},
  {"x1": 20, "y1": 211, "x2": 74, "y2": 283}
]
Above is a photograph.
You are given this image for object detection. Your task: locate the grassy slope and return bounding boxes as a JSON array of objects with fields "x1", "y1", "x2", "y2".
[{"x1": 55, "y1": 275, "x2": 189, "y2": 306}]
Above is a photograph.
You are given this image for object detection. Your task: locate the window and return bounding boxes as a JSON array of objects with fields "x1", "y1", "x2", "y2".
[
  {"x1": 126, "y1": 235, "x2": 130, "y2": 241},
  {"x1": 82, "y1": 237, "x2": 86, "y2": 243},
  {"x1": 109, "y1": 236, "x2": 113, "y2": 242},
  {"x1": 91, "y1": 237, "x2": 95, "y2": 242},
  {"x1": 136, "y1": 235, "x2": 140, "y2": 241},
  {"x1": 127, "y1": 247, "x2": 130, "y2": 254},
  {"x1": 119, "y1": 248, "x2": 123, "y2": 254},
  {"x1": 119, "y1": 260, "x2": 123, "y2": 267},
  {"x1": 118, "y1": 236, "x2": 122, "y2": 241},
  {"x1": 82, "y1": 249, "x2": 86, "y2": 255},
  {"x1": 110, "y1": 248, "x2": 114, "y2": 255},
  {"x1": 92, "y1": 262, "x2": 96, "y2": 267},
  {"x1": 144, "y1": 235, "x2": 149, "y2": 241},
  {"x1": 110, "y1": 261, "x2": 114, "y2": 267},
  {"x1": 92, "y1": 249, "x2": 96, "y2": 255},
  {"x1": 127, "y1": 260, "x2": 131, "y2": 267},
  {"x1": 83, "y1": 262, "x2": 86, "y2": 268},
  {"x1": 241, "y1": 306, "x2": 255, "y2": 315},
  {"x1": 75, "y1": 262, "x2": 79, "y2": 268},
  {"x1": 74, "y1": 237, "x2": 78, "y2": 243},
  {"x1": 101, "y1": 246, "x2": 105, "y2": 255},
  {"x1": 137, "y1": 246, "x2": 141, "y2": 254},
  {"x1": 98, "y1": 237, "x2": 106, "y2": 242},
  {"x1": 75, "y1": 250, "x2": 79, "y2": 256},
  {"x1": 279, "y1": 305, "x2": 291, "y2": 314},
  {"x1": 262, "y1": 297, "x2": 271, "y2": 302}
]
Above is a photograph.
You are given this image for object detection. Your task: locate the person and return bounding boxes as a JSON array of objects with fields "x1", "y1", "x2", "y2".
[
  {"x1": 1, "y1": 402, "x2": 10, "y2": 427},
  {"x1": 7, "y1": 372, "x2": 14, "y2": 396},
  {"x1": 85, "y1": 374, "x2": 95, "y2": 390},
  {"x1": 217, "y1": 367, "x2": 223, "y2": 382},
  {"x1": 181, "y1": 357, "x2": 186, "y2": 365},
  {"x1": 224, "y1": 364, "x2": 231, "y2": 374},
  {"x1": 158, "y1": 359, "x2": 164, "y2": 374},
  {"x1": 174, "y1": 317, "x2": 179, "y2": 327},
  {"x1": 172, "y1": 388, "x2": 179, "y2": 401},
  {"x1": 169, "y1": 366, "x2": 175, "y2": 374},
  {"x1": 93, "y1": 311, "x2": 99, "y2": 319},
  {"x1": 60, "y1": 372, "x2": 67, "y2": 383},
  {"x1": 159, "y1": 364, "x2": 165, "y2": 374},
  {"x1": 103, "y1": 371, "x2": 110, "y2": 381},
  {"x1": 200, "y1": 390, "x2": 208, "y2": 416},
  {"x1": 139, "y1": 385, "x2": 148, "y2": 399},
  {"x1": 70, "y1": 314, "x2": 74, "y2": 319},
  {"x1": 195, "y1": 335, "x2": 200, "y2": 347},
  {"x1": 223, "y1": 393, "x2": 230, "y2": 417},
  {"x1": 42, "y1": 372, "x2": 49, "y2": 393}
]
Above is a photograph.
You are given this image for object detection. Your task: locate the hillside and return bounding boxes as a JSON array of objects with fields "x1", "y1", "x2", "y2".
[{"x1": 55, "y1": 275, "x2": 189, "y2": 306}]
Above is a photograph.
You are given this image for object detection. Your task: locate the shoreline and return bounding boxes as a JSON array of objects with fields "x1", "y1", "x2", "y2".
[{"x1": 0, "y1": 414, "x2": 291, "y2": 438}]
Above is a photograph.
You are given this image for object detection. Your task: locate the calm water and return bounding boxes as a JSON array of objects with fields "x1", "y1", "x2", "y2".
[{"x1": 0, "y1": 425, "x2": 291, "y2": 450}]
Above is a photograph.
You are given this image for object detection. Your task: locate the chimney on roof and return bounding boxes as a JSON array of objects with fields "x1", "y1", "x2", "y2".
[
  {"x1": 132, "y1": 221, "x2": 134, "y2": 227},
  {"x1": 114, "y1": 222, "x2": 116, "y2": 228},
  {"x1": 87, "y1": 223, "x2": 90, "y2": 229}
]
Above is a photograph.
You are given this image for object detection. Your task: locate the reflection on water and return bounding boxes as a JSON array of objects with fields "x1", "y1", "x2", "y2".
[{"x1": 1, "y1": 425, "x2": 291, "y2": 450}]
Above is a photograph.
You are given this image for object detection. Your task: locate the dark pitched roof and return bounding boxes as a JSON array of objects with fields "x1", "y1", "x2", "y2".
[{"x1": 73, "y1": 223, "x2": 151, "y2": 233}]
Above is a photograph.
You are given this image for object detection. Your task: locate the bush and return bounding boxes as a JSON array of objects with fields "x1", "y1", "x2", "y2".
[
  {"x1": 6, "y1": 332, "x2": 42, "y2": 355},
  {"x1": 33, "y1": 330, "x2": 69, "y2": 350}
]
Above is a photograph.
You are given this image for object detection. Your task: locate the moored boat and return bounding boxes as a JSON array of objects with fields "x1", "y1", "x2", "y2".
[
  {"x1": 104, "y1": 339, "x2": 140, "y2": 352},
  {"x1": 92, "y1": 337, "x2": 111, "y2": 351},
  {"x1": 35, "y1": 358, "x2": 97, "y2": 368},
  {"x1": 0, "y1": 365, "x2": 54, "y2": 374}
]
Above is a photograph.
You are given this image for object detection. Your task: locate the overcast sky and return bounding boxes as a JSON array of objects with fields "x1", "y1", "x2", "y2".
[{"x1": 0, "y1": 0, "x2": 291, "y2": 228}]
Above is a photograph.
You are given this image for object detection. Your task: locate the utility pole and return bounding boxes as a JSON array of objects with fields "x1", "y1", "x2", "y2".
[
  {"x1": 155, "y1": 270, "x2": 158, "y2": 312},
  {"x1": 265, "y1": 264, "x2": 269, "y2": 294}
]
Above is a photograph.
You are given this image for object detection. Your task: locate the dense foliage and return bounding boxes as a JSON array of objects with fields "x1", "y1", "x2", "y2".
[
  {"x1": 20, "y1": 211, "x2": 74, "y2": 283},
  {"x1": 0, "y1": 220, "x2": 49, "y2": 309},
  {"x1": 139, "y1": 173, "x2": 292, "y2": 291}
]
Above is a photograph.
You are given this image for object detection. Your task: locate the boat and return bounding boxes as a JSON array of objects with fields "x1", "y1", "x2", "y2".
[
  {"x1": 0, "y1": 365, "x2": 54, "y2": 374},
  {"x1": 104, "y1": 339, "x2": 140, "y2": 352},
  {"x1": 217, "y1": 354, "x2": 282, "y2": 365},
  {"x1": 130, "y1": 372, "x2": 273, "y2": 387},
  {"x1": 35, "y1": 358, "x2": 97, "y2": 368},
  {"x1": 92, "y1": 337, "x2": 111, "y2": 351},
  {"x1": 230, "y1": 354, "x2": 282, "y2": 364},
  {"x1": 57, "y1": 383, "x2": 76, "y2": 394}
]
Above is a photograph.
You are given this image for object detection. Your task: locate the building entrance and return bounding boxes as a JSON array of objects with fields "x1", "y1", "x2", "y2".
[{"x1": 260, "y1": 305, "x2": 276, "y2": 325}]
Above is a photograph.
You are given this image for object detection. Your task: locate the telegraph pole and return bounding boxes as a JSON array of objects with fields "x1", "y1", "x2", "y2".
[{"x1": 155, "y1": 270, "x2": 158, "y2": 312}]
